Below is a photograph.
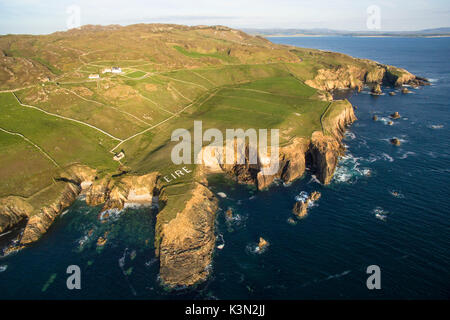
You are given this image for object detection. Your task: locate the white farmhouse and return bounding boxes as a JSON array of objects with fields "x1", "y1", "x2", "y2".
[
  {"x1": 111, "y1": 67, "x2": 122, "y2": 74},
  {"x1": 113, "y1": 151, "x2": 125, "y2": 161}
]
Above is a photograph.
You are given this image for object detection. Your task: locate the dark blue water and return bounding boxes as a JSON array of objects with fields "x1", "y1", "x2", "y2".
[{"x1": 1, "y1": 37, "x2": 449, "y2": 299}]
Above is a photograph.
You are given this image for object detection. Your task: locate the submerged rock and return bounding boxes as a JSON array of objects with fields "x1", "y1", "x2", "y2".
[
  {"x1": 390, "y1": 138, "x2": 401, "y2": 146},
  {"x1": 96, "y1": 232, "x2": 109, "y2": 247},
  {"x1": 401, "y1": 87, "x2": 411, "y2": 94}
]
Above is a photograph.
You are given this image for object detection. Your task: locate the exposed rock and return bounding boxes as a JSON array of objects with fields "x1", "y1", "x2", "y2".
[
  {"x1": 310, "y1": 191, "x2": 322, "y2": 201},
  {"x1": 371, "y1": 83, "x2": 382, "y2": 95},
  {"x1": 225, "y1": 208, "x2": 233, "y2": 219},
  {"x1": 388, "y1": 121, "x2": 394, "y2": 126},
  {"x1": 101, "y1": 172, "x2": 160, "y2": 212},
  {"x1": 389, "y1": 92, "x2": 396, "y2": 96},
  {"x1": 390, "y1": 138, "x2": 401, "y2": 146},
  {"x1": 309, "y1": 132, "x2": 342, "y2": 185},
  {"x1": 96, "y1": 232, "x2": 108, "y2": 247},
  {"x1": 158, "y1": 183, "x2": 218, "y2": 287},
  {"x1": 85, "y1": 177, "x2": 111, "y2": 206},
  {"x1": 292, "y1": 191, "x2": 321, "y2": 218},
  {"x1": 401, "y1": 87, "x2": 411, "y2": 94},
  {"x1": 258, "y1": 237, "x2": 269, "y2": 250},
  {"x1": 21, "y1": 182, "x2": 80, "y2": 244},
  {"x1": 0, "y1": 197, "x2": 33, "y2": 234},
  {"x1": 373, "y1": 115, "x2": 378, "y2": 121},
  {"x1": 292, "y1": 200, "x2": 309, "y2": 218},
  {"x1": 390, "y1": 112, "x2": 401, "y2": 119}
]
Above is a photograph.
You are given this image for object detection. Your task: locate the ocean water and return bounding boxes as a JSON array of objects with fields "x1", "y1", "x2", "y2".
[{"x1": 1, "y1": 37, "x2": 449, "y2": 299}]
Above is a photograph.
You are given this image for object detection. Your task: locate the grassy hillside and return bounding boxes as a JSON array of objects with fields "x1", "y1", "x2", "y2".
[{"x1": 0, "y1": 24, "x2": 414, "y2": 233}]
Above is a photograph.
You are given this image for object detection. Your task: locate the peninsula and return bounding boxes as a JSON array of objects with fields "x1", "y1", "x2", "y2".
[{"x1": 0, "y1": 24, "x2": 428, "y2": 287}]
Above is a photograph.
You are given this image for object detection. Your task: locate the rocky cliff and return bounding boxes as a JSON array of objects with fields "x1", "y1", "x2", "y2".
[
  {"x1": 305, "y1": 63, "x2": 429, "y2": 92},
  {"x1": 158, "y1": 182, "x2": 218, "y2": 287},
  {"x1": 198, "y1": 100, "x2": 356, "y2": 188},
  {"x1": 0, "y1": 164, "x2": 160, "y2": 248}
]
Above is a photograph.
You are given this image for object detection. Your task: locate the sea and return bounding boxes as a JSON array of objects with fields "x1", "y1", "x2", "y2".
[{"x1": 0, "y1": 36, "x2": 449, "y2": 299}]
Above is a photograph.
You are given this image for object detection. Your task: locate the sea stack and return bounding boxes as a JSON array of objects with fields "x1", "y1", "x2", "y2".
[
  {"x1": 371, "y1": 84, "x2": 382, "y2": 95},
  {"x1": 292, "y1": 191, "x2": 321, "y2": 218},
  {"x1": 258, "y1": 237, "x2": 269, "y2": 250},
  {"x1": 390, "y1": 112, "x2": 401, "y2": 119}
]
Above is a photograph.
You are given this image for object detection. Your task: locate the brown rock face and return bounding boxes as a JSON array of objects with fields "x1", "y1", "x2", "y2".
[
  {"x1": 390, "y1": 112, "x2": 401, "y2": 119},
  {"x1": 258, "y1": 237, "x2": 269, "y2": 250},
  {"x1": 0, "y1": 197, "x2": 33, "y2": 233},
  {"x1": 85, "y1": 177, "x2": 111, "y2": 206},
  {"x1": 159, "y1": 183, "x2": 218, "y2": 287},
  {"x1": 101, "y1": 173, "x2": 160, "y2": 212},
  {"x1": 309, "y1": 132, "x2": 342, "y2": 185},
  {"x1": 21, "y1": 182, "x2": 80, "y2": 244},
  {"x1": 371, "y1": 84, "x2": 382, "y2": 95},
  {"x1": 292, "y1": 191, "x2": 321, "y2": 218},
  {"x1": 292, "y1": 201, "x2": 309, "y2": 218},
  {"x1": 390, "y1": 138, "x2": 401, "y2": 146}
]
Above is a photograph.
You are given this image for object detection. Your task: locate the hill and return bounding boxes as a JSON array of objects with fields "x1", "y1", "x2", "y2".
[{"x1": 0, "y1": 23, "x2": 427, "y2": 287}]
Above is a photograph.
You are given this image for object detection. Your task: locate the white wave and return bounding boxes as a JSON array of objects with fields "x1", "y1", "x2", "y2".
[
  {"x1": 381, "y1": 153, "x2": 394, "y2": 162},
  {"x1": 287, "y1": 217, "x2": 297, "y2": 225},
  {"x1": 295, "y1": 191, "x2": 309, "y2": 202},
  {"x1": 332, "y1": 153, "x2": 368, "y2": 184},
  {"x1": 0, "y1": 265, "x2": 7, "y2": 272},
  {"x1": 372, "y1": 207, "x2": 389, "y2": 221},
  {"x1": 389, "y1": 190, "x2": 404, "y2": 198},
  {"x1": 344, "y1": 131, "x2": 356, "y2": 140},
  {"x1": 308, "y1": 175, "x2": 322, "y2": 185},
  {"x1": 216, "y1": 234, "x2": 225, "y2": 250},
  {"x1": 324, "y1": 270, "x2": 351, "y2": 280},
  {"x1": 428, "y1": 124, "x2": 444, "y2": 129},
  {"x1": 246, "y1": 242, "x2": 268, "y2": 255},
  {"x1": 399, "y1": 151, "x2": 416, "y2": 159},
  {"x1": 99, "y1": 208, "x2": 123, "y2": 222}
]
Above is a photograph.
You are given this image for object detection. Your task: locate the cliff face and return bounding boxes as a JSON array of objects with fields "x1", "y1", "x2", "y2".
[
  {"x1": 85, "y1": 172, "x2": 160, "y2": 211},
  {"x1": 20, "y1": 182, "x2": 80, "y2": 244},
  {"x1": 0, "y1": 197, "x2": 33, "y2": 234},
  {"x1": 158, "y1": 182, "x2": 218, "y2": 287},
  {"x1": 305, "y1": 63, "x2": 428, "y2": 92},
  {"x1": 0, "y1": 164, "x2": 160, "y2": 247},
  {"x1": 198, "y1": 101, "x2": 356, "y2": 188}
]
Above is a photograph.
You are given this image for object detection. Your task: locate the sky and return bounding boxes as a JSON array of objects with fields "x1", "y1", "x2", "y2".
[{"x1": 0, "y1": 0, "x2": 449, "y2": 35}]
